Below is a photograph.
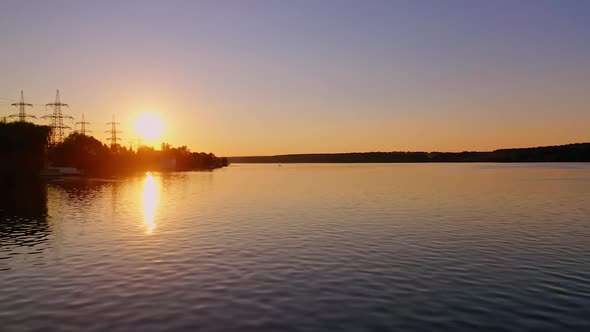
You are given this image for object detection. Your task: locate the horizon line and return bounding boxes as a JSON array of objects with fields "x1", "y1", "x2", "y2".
[{"x1": 228, "y1": 142, "x2": 590, "y2": 158}]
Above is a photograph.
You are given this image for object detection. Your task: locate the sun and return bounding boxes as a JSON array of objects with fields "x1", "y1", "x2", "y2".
[{"x1": 134, "y1": 113, "x2": 164, "y2": 142}]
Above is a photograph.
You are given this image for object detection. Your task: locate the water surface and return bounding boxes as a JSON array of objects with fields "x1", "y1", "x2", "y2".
[{"x1": 1, "y1": 164, "x2": 589, "y2": 331}]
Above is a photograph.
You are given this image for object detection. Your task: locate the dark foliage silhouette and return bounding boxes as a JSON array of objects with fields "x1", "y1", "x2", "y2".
[{"x1": 229, "y1": 143, "x2": 590, "y2": 163}]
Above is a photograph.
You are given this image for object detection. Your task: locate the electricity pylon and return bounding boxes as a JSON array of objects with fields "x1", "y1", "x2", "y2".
[
  {"x1": 76, "y1": 113, "x2": 91, "y2": 135},
  {"x1": 43, "y1": 90, "x2": 73, "y2": 145},
  {"x1": 106, "y1": 114, "x2": 122, "y2": 149},
  {"x1": 127, "y1": 137, "x2": 142, "y2": 151},
  {"x1": 130, "y1": 136, "x2": 142, "y2": 151},
  {"x1": 9, "y1": 90, "x2": 35, "y2": 122}
]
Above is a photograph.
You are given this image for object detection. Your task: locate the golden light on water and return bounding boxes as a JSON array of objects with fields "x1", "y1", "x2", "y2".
[
  {"x1": 134, "y1": 113, "x2": 165, "y2": 144},
  {"x1": 142, "y1": 172, "x2": 159, "y2": 235}
]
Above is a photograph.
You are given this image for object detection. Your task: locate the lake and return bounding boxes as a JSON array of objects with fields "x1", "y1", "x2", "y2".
[{"x1": 1, "y1": 163, "x2": 589, "y2": 331}]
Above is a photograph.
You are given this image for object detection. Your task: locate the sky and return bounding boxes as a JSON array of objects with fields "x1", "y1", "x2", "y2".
[{"x1": 0, "y1": 0, "x2": 589, "y2": 156}]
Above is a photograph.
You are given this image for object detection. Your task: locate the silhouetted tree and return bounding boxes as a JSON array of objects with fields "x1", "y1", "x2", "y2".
[{"x1": 0, "y1": 122, "x2": 50, "y2": 180}]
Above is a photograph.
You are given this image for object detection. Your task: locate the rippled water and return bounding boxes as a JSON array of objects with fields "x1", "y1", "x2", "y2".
[{"x1": 1, "y1": 163, "x2": 589, "y2": 331}]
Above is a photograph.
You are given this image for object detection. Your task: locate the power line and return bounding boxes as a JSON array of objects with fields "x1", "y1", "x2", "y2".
[
  {"x1": 42, "y1": 89, "x2": 73, "y2": 145},
  {"x1": 106, "y1": 114, "x2": 122, "y2": 149},
  {"x1": 8, "y1": 90, "x2": 35, "y2": 122}
]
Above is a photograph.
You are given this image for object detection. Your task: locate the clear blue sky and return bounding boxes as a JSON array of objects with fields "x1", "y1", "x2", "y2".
[{"x1": 1, "y1": 0, "x2": 589, "y2": 155}]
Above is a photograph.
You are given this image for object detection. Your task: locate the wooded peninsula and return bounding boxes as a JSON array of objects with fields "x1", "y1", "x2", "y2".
[{"x1": 0, "y1": 122, "x2": 229, "y2": 181}]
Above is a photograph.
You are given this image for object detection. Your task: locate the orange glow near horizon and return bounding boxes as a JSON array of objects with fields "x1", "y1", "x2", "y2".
[{"x1": 133, "y1": 113, "x2": 165, "y2": 145}]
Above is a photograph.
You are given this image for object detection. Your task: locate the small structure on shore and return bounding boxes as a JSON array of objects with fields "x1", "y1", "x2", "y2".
[
  {"x1": 41, "y1": 167, "x2": 84, "y2": 177},
  {"x1": 160, "y1": 157, "x2": 177, "y2": 171}
]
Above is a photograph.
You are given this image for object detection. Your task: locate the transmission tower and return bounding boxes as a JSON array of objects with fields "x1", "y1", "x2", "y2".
[
  {"x1": 75, "y1": 113, "x2": 92, "y2": 135},
  {"x1": 9, "y1": 90, "x2": 35, "y2": 122},
  {"x1": 106, "y1": 114, "x2": 122, "y2": 149},
  {"x1": 43, "y1": 90, "x2": 73, "y2": 145},
  {"x1": 131, "y1": 136, "x2": 142, "y2": 151},
  {"x1": 127, "y1": 136, "x2": 142, "y2": 151}
]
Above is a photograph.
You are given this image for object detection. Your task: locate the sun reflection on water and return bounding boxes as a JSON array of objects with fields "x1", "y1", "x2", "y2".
[{"x1": 142, "y1": 172, "x2": 159, "y2": 235}]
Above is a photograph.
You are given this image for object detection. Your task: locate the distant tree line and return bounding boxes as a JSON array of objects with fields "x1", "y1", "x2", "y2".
[{"x1": 229, "y1": 143, "x2": 590, "y2": 163}]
